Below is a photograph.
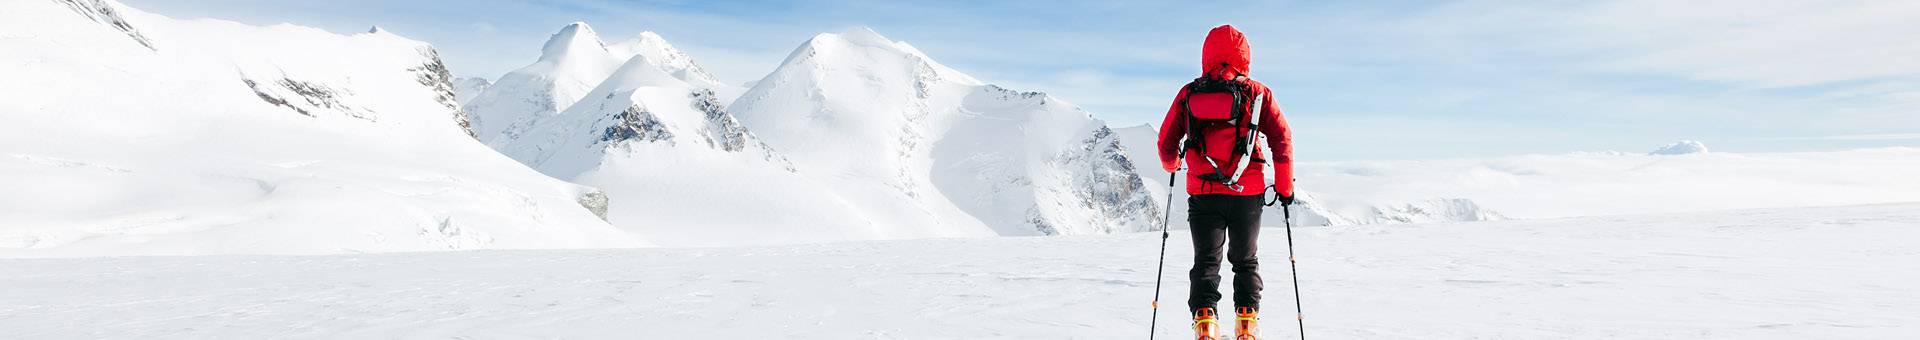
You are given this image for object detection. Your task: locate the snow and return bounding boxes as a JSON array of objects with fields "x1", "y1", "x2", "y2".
[
  {"x1": 1300, "y1": 147, "x2": 1920, "y2": 219},
  {"x1": 1116, "y1": 124, "x2": 1920, "y2": 227},
  {"x1": 0, "y1": 0, "x2": 636, "y2": 256},
  {"x1": 5, "y1": 2, "x2": 1919, "y2": 338},
  {"x1": 2, "y1": 203, "x2": 1914, "y2": 338}
]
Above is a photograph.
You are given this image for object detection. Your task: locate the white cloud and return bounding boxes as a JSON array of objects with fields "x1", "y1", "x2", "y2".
[
  {"x1": 1567, "y1": 0, "x2": 1920, "y2": 88},
  {"x1": 1377, "y1": 1, "x2": 1920, "y2": 88}
]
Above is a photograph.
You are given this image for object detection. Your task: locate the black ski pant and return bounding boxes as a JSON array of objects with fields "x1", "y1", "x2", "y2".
[{"x1": 1187, "y1": 194, "x2": 1264, "y2": 312}]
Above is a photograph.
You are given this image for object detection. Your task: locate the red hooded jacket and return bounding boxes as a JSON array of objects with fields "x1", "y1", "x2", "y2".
[{"x1": 1157, "y1": 25, "x2": 1294, "y2": 197}]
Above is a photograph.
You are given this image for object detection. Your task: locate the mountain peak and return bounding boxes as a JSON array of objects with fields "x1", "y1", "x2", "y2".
[
  {"x1": 607, "y1": 31, "x2": 722, "y2": 87},
  {"x1": 540, "y1": 22, "x2": 607, "y2": 61},
  {"x1": 774, "y1": 27, "x2": 978, "y2": 87},
  {"x1": 633, "y1": 31, "x2": 667, "y2": 45},
  {"x1": 800, "y1": 27, "x2": 918, "y2": 56},
  {"x1": 606, "y1": 30, "x2": 671, "y2": 57},
  {"x1": 833, "y1": 26, "x2": 893, "y2": 47},
  {"x1": 598, "y1": 55, "x2": 684, "y2": 91}
]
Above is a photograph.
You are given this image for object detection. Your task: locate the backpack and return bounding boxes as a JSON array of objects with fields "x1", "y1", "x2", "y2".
[{"x1": 1177, "y1": 74, "x2": 1266, "y2": 191}]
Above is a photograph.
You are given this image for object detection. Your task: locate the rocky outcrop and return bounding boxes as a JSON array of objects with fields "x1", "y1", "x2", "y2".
[
  {"x1": 54, "y1": 0, "x2": 154, "y2": 51},
  {"x1": 240, "y1": 77, "x2": 373, "y2": 121},
  {"x1": 409, "y1": 47, "x2": 475, "y2": 137}
]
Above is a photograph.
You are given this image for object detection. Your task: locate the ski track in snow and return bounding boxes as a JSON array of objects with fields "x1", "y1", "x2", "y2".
[{"x1": 2, "y1": 203, "x2": 1915, "y2": 339}]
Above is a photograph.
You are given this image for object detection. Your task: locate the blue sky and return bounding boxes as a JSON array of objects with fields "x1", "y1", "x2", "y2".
[{"x1": 123, "y1": 0, "x2": 1920, "y2": 160}]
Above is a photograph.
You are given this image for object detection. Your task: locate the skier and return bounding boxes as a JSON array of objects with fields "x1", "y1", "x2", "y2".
[{"x1": 1156, "y1": 24, "x2": 1294, "y2": 340}]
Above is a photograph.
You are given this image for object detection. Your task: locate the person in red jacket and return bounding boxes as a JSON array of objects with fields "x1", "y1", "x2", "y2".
[{"x1": 1156, "y1": 24, "x2": 1293, "y2": 340}]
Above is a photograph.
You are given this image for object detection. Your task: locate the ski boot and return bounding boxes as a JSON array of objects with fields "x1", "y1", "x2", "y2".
[
  {"x1": 1234, "y1": 307, "x2": 1258, "y2": 340},
  {"x1": 1193, "y1": 307, "x2": 1221, "y2": 340}
]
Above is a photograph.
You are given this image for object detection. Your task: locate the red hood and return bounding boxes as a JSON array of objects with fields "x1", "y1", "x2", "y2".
[{"x1": 1201, "y1": 25, "x2": 1250, "y2": 78}]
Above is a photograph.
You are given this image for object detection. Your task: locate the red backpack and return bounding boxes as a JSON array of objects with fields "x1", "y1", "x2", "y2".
[{"x1": 1176, "y1": 74, "x2": 1266, "y2": 192}]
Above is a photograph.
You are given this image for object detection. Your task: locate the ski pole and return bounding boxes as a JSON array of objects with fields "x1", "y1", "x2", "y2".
[
  {"x1": 1283, "y1": 204, "x2": 1306, "y2": 339},
  {"x1": 1148, "y1": 170, "x2": 1176, "y2": 339}
]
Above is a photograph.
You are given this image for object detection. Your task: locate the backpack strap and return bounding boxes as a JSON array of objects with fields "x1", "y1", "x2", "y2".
[{"x1": 1223, "y1": 93, "x2": 1264, "y2": 187}]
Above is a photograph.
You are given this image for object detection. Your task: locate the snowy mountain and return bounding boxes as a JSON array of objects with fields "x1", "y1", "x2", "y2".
[
  {"x1": 476, "y1": 27, "x2": 1161, "y2": 244},
  {"x1": 0, "y1": 0, "x2": 638, "y2": 256},
  {"x1": 461, "y1": 23, "x2": 732, "y2": 147},
  {"x1": 605, "y1": 32, "x2": 725, "y2": 89},
  {"x1": 730, "y1": 28, "x2": 1160, "y2": 237},
  {"x1": 1649, "y1": 140, "x2": 1710, "y2": 155},
  {"x1": 491, "y1": 51, "x2": 893, "y2": 246},
  {"x1": 464, "y1": 24, "x2": 889, "y2": 246},
  {"x1": 452, "y1": 76, "x2": 491, "y2": 105}
]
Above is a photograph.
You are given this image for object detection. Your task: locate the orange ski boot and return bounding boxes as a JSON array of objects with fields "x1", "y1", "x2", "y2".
[
  {"x1": 1234, "y1": 307, "x2": 1259, "y2": 340},
  {"x1": 1193, "y1": 307, "x2": 1222, "y2": 340}
]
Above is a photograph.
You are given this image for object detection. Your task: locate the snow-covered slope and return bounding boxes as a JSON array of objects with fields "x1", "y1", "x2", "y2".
[
  {"x1": 0, "y1": 0, "x2": 638, "y2": 256},
  {"x1": 731, "y1": 28, "x2": 1159, "y2": 237},
  {"x1": 462, "y1": 23, "x2": 733, "y2": 146},
  {"x1": 5, "y1": 203, "x2": 1914, "y2": 338}
]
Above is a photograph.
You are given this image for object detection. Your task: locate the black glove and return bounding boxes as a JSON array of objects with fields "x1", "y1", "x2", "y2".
[{"x1": 1277, "y1": 193, "x2": 1295, "y2": 206}]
